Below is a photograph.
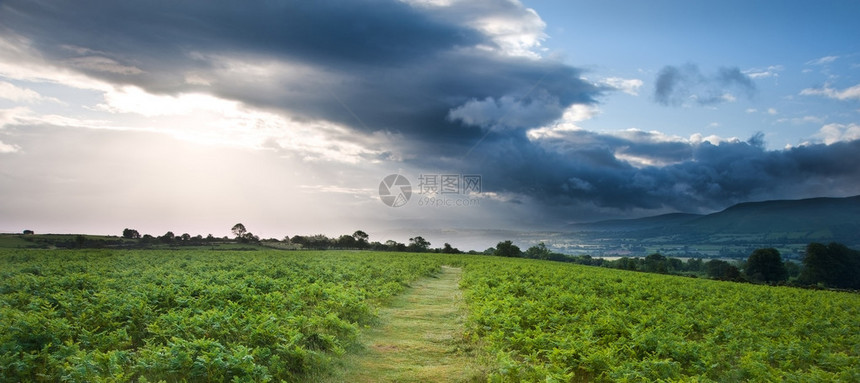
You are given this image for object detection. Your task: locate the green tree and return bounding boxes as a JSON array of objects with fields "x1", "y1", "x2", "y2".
[
  {"x1": 746, "y1": 248, "x2": 788, "y2": 283},
  {"x1": 784, "y1": 261, "x2": 800, "y2": 279},
  {"x1": 494, "y1": 240, "x2": 522, "y2": 257},
  {"x1": 337, "y1": 234, "x2": 357, "y2": 249},
  {"x1": 307, "y1": 234, "x2": 332, "y2": 249},
  {"x1": 706, "y1": 259, "x2": 740, "y2": 281},
  {"x1": 122, "y1": 228, "x2": 140, "y2": 239},
  {"x1": 289, "y1": 235, "x2": 307, "y2": 247},
  {"x1": 385, "y1": 240, "x2": 406, "y2": 252},
  {"x1": 686, "y1": 258, "x2": 704, "y2": 272},
  {"x1": 352, "y1": 230, "x2": 369, "y2": 242},
  {"x1": 442, "y1": 243, "x2": 461, "y2": 254},
  {"x1": 241, "y1": 232, "x2": 259, "y2": 243},
  {"x1": 141, "y1": 234, "x2": 155, "y2": 245},
  {"x1": 615, "y1": 257, "x2": 638, "y2": 271},
  {"x1": 525, "y1": 242, "x2": 552, "y2": 259},
  {"x1": 352, "y1": 230, "x2": 369, "y2": 248},
  {"x1": 231, "y1": 223, "x2": 247, "y2": 239},
  {"x1": 644, "y1": 253, "x2": 668, "y2": 273},
  {"x1": 408, "y1": 236, "x2": 430, "y2": 252},
  {"x1": 160, "y1": 231, "x2": 175, "y2": 244},
  {"x1": 800, "y1": 242, "x2": 860, "y2": 289},
  {"x1": 667, "y1": 257, "x2": 683, "y2": 272}
]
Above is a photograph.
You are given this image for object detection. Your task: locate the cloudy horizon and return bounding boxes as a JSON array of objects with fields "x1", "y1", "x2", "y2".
[{"x1": 1, "y1": 0, "x2": 859, "y2": 248}]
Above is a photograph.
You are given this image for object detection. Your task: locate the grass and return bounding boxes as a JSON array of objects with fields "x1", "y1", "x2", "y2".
[
  {"x1": 0, "y1": 234, "x2": 38, "y2": 248},
  {"x1": 320, "y1": 266, "x2": 487, "y2": 383}
]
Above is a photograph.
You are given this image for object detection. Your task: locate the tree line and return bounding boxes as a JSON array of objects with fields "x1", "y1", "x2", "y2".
[
  {"x1": 485, "y1": 240, "x2": 859, "y2": 290},
  {"x1": 22, "y1": 224, "x2": 859, "y2": 290},
  {"x1": 118, "y1": 224, "x2": 467, "y2": 254}
]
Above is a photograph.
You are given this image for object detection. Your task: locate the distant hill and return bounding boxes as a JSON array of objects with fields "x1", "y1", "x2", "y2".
[
  {"x1": 571, "y1": 195, "x2": 860, "y2": 244},
  {"x1": 684, "y1": 196, "x2": 860, "y2": 234}
]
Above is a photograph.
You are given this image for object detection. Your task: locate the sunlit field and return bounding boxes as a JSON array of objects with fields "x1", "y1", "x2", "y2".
[{"x1": 2, "y1": 249, "x2": 857, "y2": 382}]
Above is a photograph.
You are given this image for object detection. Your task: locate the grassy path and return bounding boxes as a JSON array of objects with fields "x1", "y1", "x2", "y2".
[{"x1": 322, "y1": 266, "x2": 484, "y2": 382}]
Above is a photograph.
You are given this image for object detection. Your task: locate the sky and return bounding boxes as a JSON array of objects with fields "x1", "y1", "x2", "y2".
[{"x1": 1, "y1": 0, "x2": 859, "y2": 248}]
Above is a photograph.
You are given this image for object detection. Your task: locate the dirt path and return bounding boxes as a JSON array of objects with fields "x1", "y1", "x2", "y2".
[{"x1": 322, "y1": 266, "x2": 484, "y2": 383}]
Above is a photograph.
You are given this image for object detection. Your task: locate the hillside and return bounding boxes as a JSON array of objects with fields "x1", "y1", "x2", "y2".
[
  {"x1": 571, "y1": 195, "x2": 860, "y2": 242},
  {"x1": 684, "y1": 195, "x2": 860, "y2": 235}
]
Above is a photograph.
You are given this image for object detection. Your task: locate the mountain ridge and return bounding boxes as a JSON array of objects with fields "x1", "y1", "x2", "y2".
[{"x1": 571, "y1": 195, "x2": 860, "y2": 240}]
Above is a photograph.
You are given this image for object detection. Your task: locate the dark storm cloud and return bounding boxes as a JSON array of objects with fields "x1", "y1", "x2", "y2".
[
  {"x1": 654, "y1": 63, "x2": 756, "y2": 106},
  {"x1": 0, "y1": 0, "x2": 601, "y2": 149},
  {"x1": 457, "y1": 131, "x2": 860, "y2": 216},
  {"x1": 1, "y1": 0, "x2": 475, "y2": 70},
  {"x1": 2, "y1": 1, "x2": 857, "y2": 219}
]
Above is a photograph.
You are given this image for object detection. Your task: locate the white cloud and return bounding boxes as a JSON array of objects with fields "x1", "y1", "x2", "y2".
[
  {"x1": 806, "y1": 55, "x2": 839, "y2": 65},
  {"x1": 744, "y1": 65, "x2": 783, "y2": 79},
  {"x1": 403, "y1": 0, "x2": 547, "y2": 58},
  {"x1": 95, "y1": 86, "x2": 230, "y2": 117},
  {"x1": 0, "y1": 106, "x2": 120, "y2": 131},
  {"x1": 602, "y1": 77, "x2": 643, "y2": 96},
  {"x1": 768, "y1": 108, "x2": 778, "y2": 115},
  {"x1": 530, "y1": 120, "x2": 742, "y2": 168},
  {"x1": 299, "y1": 184, "x2": 376, "y2": 197},
  {"x1": 0, "y1": 34, "x2": 113, "y2": 92},
  {"x1": 525, "y1": 104, "x2": 599, "y2": 140},
  {"x1": 615, "y1": 128, "x2": 686, "y2": 144},
  {"x1": 562, "y1": 103, "x2": 599, "y2": 122},
  {"x1": 0, "y1": 140, "x2": 19, "y2": 153},
  {"x1": 0, "y1": 106, "x2": 34, "y2": 128},
  {"x1": 800, "y1": 83, "x2": 860, "y2": 101},
  {"x1": 0, "y1": 30, "x2": 390, "y2": 164},
  {"x1": 689, "y1": 133, "x2": 740, "y2": 145},
  {"x1": 1, "y1": 78, "x2": 389, "y2": 164},
  {"x1": 93, "y1": 86, "x2": 389, "y2": 163},
  {"x1": 815, "y1": 123, "x2": 860, "y2": 144},
  {"x1": 0, "y1": 81, "x2": 56, "y2": 103},
  {"x1": 449, "y1": 90, "x2": 563, "y2": 131},
  {"x1": 613, "y1": 152, "x2": 662, "y2": 168},
  {"x1": 776, "y1": 115, "x2": 825, "y2": 125}
]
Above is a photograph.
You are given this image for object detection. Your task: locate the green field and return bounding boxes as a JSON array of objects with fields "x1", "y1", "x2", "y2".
[
  {"x1": 462, "y1": 258, "x2": 859, "y2": 382},
  {"x1": 1, "y1": 249, "x2": 857, "y2": 382}
]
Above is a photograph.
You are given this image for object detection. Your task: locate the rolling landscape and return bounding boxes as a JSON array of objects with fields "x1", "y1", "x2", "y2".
[
  {"x1": 377, "y1": 195, "x2": 860, "y2": 259},
  {"x1": 556, "y1": 195, "x2": 860, "y2": 258},
  {"x1": 2, "y1": 0, "x2": 860, "y2": 382},
  {"x1": 1, "y1": 194, "x2": 859, "y2": 381},
  {"x1": 1, "y1": 243, "x2": 858, "y2": 381}
]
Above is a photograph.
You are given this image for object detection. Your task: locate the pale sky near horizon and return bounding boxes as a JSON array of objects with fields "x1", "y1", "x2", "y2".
[{"x1": 1, "y1": 0, "x2": 859, "y2": 248}]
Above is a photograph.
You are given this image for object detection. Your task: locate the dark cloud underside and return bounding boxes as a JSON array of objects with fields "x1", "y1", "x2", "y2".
[
  {"x1": 1, "y1": 0, "x2": 858, "y2": 220},
  {"x1": 0, "y1": 0, "x2": 600, "y2": 146},
  {"x1": 461, "y1": 133, "x2": 860, "y2": 214}
]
